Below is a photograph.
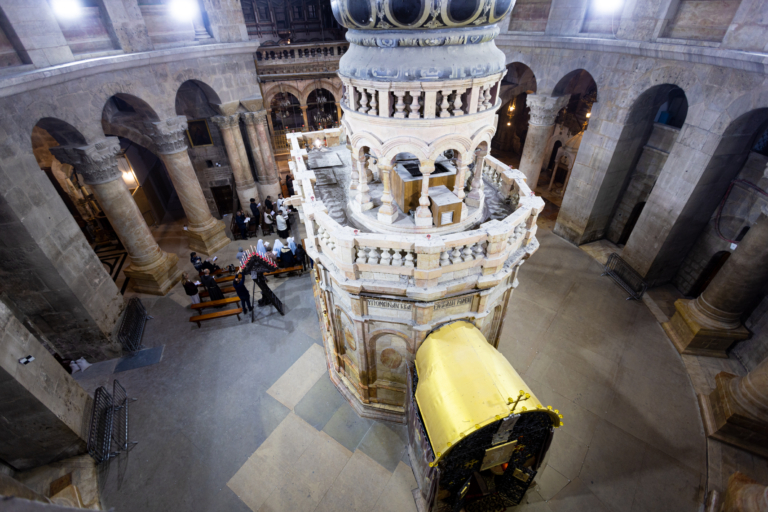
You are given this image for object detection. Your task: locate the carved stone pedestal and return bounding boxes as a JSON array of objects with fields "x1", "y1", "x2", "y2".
[{"x1": 663, "y1": 298, "x2": 750, "y2": 358}]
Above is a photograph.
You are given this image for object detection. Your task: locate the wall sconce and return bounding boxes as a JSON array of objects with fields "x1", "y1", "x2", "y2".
[
  {"x1": 586, "y1": 112, "x2": 591, "y2": 118},
  {"x1": 118, "y1": 155, "x2": 139, "y2": 189},
  {"x1": 507, "y1": 122, "x2": 511, "y2": 126}
]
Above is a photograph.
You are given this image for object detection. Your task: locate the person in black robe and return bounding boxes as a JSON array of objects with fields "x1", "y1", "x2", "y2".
[
  {"x1": 201, "y1": 269, "x2": 225, "y2": 302},
  {"x1": 232, "y1": 272, "x2": 253, "y2": 312},
  {"x1": 200, "y1": 258, "x2": 220, "y2": 273},
  {"x1": 278, "y1": 244, "x2": 296, "y2": 268}
]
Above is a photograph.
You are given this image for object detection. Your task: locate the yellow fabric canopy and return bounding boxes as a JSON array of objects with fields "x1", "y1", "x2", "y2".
[{"x1": 415, "y1": 321, "x2": 560, "y2": 462}]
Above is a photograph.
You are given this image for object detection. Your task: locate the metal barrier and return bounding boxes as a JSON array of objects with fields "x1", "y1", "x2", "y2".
[
  {"x1": 118, "y1": 298, "x2": 149, "y2": 354},
  {"x1": 87, "y1": 380, "x2": 137, "y2": 464},
  {"x1": 601, "y1": 252, "x2": 647, "y2": 300}
]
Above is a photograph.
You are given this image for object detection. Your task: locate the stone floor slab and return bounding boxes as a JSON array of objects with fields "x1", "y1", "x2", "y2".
[
  {"x1": 266, "y1": 343, "x2": 327, "y2": 410},
  {"x1": 322, "y1": 401, "x2": 373, "y2": 453},
  {"x1": 294, "y1": 374, "x2": 347, "y2": 430},
  {"x1": 358, "y1": 422, "x2": 408, "y2": 473}
]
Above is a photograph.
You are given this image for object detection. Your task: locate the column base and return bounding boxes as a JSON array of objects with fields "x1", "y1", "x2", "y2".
[
  {"x1": 257, "y1": 181, "x2": 282, "y2": 201},
  {"x1": 662, "y1": 299, "x2": 750, "y2": 358},
  {"x1": 460, "y1": 203, "x2": 468, "y2": 221},
  {"x1": 465, "y1": 191, "x2": 484, "y2": 208},
  {"x1": 187, "y1": 219, "x2": 230, "y2": 256},
  {"x1": 377, "y1": 206, "x2": 398, "y2": 224},
  {"x1": 351, "y1": 200, "x2": 374, "y2": 212},
  {"x1": 123, "y1": 252, "x2": 181, "y2": 295},
  {"x1": 414, "y1": 206, "x2": 432, "y2": 227},
  {"x1": 698, "y1": 373, "x2": 768, "y2": 459}
]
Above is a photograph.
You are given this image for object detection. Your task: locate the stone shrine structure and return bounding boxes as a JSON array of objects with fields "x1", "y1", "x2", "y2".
[{"x1": 287, "y1": 0, "x2": 545, "y2": 422}]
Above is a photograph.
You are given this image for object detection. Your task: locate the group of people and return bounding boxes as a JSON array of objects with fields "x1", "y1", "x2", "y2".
[
  {"x1": 235, "y1": 189, "x2": 296, "y2": 241},
  {"x1": 182, "y1": 235, "x2": 307, "y2": 313}
]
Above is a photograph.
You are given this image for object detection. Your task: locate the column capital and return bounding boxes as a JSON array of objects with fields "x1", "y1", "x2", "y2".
[
  {"x1": 145, "y1": 116, "x2": 189, "y2": 154},
  {"x1": 241, "y1": 110, "x2": 268, "y2": 126},
  {"x1": 526, "y1": 94, "x2": 570, "y2": 127},
  {"x1": 210, "y1": 114, "x2": 240, "y2": 130},
  {"x1": 50, "y1": 137, "x2": 122, "y2": 185},
  {"x1": 420, "y1": 159, "x2": 436, "y2": 174}
]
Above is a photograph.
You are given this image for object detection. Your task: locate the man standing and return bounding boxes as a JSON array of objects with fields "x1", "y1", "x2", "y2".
[
  {"x1": 201, "y1": 269, "x2": 225, "y2": 302},
  {"x1": 249, "y1": 198, "x2": 259, "y2": 227}
]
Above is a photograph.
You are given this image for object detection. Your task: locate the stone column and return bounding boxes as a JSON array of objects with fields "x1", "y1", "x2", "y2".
[
  {"x1": 145, "y1": 116, "x2": 229, "y2": 255},
  {"x1": 301, "y1": 106, "x2": 309, "y2": 129},
  {"x1": 519, "y1": 94, "x2": 570, "y2": 188},
  {"x1": 377, "y1": 163, "x2": 398, "y2": 223},
  {"x1": 466, "y1": 149, "x2": 486, "y2": 207},
  {"x1": 663, "y1": 204, "x2": 768, "y2": 357},
  {"x1": 335, "y1": 102, "x2": 343, "y2": 123},
  {"x1": 699, "y1": 354, "x2": 768, "y2": 458},
  {"x1": 353, "y1": 155, "x2": 373, "y2": 212},
  {"x1": 51, "y1": 138, "x2": 180, "y2": 295},
  {"x1": 211, "y1": 115, "x2": 260, "y2": 207},
  {"x1": 720, "y1": 472, "x2": 768, "y2": 512},
  {"x1": 242, "y1": 111, "x2": 282, "y2": 199},
  {"x1": 348, "y1": 144, "x2": 358, "y2": 191},
  {"x1": 414, "y1": 160, "x2": 435, "y2": 227},
  {"x1": 454, "y1": 159, "x2": 470, "y2": 221}
]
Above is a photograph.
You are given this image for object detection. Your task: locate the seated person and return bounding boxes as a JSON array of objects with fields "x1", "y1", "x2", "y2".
[
  {"x1": 278, "y1": 241, "x2": 297, "y2": 268},
  {"x1": 200, "y1": 257, "x2": 220, "y2": 273},
  {"x1": 190, "y1": 252, "x2": 203, "y2": 272}
]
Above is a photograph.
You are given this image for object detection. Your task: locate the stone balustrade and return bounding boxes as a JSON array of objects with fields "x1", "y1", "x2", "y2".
[
  {"x1": 483, "y1": 154, "x2": 529, "y2": 202},
  {"x1": 284, "y1": 133, "x2": 543, "y2": 296},
  {"x1": 256, "y1": 42, "x2": 348, "y2": 63},
  {"x1": 339, "y1": 73, "x2": 503, "y2": 120}
]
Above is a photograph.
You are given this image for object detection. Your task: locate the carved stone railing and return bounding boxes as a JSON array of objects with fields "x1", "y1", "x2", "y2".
[
  {"x1": 285, "y1": 132, "x2": 543, "y2": 298},
  {"x1": 339, "y1": 73, "x2": 504, "y2": 120},
  {"x1": 255, "y1": 42, "x2": 349, "y2": 77}
]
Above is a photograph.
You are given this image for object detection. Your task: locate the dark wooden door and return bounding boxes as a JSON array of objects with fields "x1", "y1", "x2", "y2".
[{"x1": 211, "y1": 185, "x2": 234, "y2": 217}]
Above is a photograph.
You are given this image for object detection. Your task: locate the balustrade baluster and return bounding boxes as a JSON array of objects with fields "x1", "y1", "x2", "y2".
[
  {"x1": 451, "y1": 247, "x2": 463, "y2": 265},
  {"x1": 462, "y1": 245, "x2": 474, "y2": 261},
  {"x1": 358, "y1": 88, "x2": 369, "y2": 114},
  {"x1": 440, "y1": 251, "x2": 451, "y2": 267},
  {"x1": 482, "y1": 86, "x2": 492, "y2": 110},
  {"x1": 368, "y1": 89, "x2": 378, "y2": 116},
  {"x1": 380, "y1": 248, "x2": 391, "y2": 266},
  {"x1": 473, "y1": 243, "x2": 484, "y2": 259},
  {"x1": 408, "y1": 91, "x2": 420, "y2": 118},
  {"x1": 439, "y1": 91, "x2": 451, "y2": 118},
  {"x1": 453, "y1": 91, "x2": 463, "y2": 116},
  {"x1": 356, "y1": 247, "x2": 367, "y2": 264},
  {"x1": 393, "y1": 91, "x2": 407, "y2": 118},
  {"x1": 392, "y1": 250, "x2": 403, "y2": 267},
  {"x1": 367, "y1": 247, "x2": 379, "y2": 264},
  {"x1": 404, "y1": 252, "x2": 415, "y2": 267}
]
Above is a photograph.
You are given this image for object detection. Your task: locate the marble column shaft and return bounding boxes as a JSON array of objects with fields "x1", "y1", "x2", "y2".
[
  {"x1": 466, "y1": 150, "x2": 486, "y2": 207},
  {"x1": 355, "y1": 156, "x2": 373, "y2": 211},
  {"x1": 335, "y1": 102, "x2": 342, "y2": 123},
  {"x1": 455, "y1": 161, "x2": 469, "y2": 221},
  {"x1": 301, "y1": 106, "x2": 309, "y2": 129},
  {"x1": 414, "y1": 160, "x2": 435, "y2": 227},
  {"x1": 212, "y1": 115, "x2": 259, "y2": 207},
  {"x1": 664, "y1": 205, "x2": 768, "y2": 357},
  {"x1": 377, "y1": 163, "x2": 398, "y2": 223},
  {"x1": 51, "y1": 138, "x2": 180, "y2": 295},
  {"x1": 146, "y1": 116, "x2": 229, "y2": 255},
  {"x1": 348, "y1": 145, "x2": 358, "y2": 191},
  {"x1": 721, "y1": 472, "x2": 768, "y2": 512},
  {"x1": 519, "y1": 94, "x2": 570, "y2": 188},
  {"x1": 242, "y1": 111, "x2": 282, "y2": 199}
]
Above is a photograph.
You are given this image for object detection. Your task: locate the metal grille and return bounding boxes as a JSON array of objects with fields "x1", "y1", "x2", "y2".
[
  {"x1": 87, "y1": 380, "x2": 137, "y2": 464},
  {"x1": 601, "y1": 253, "x2": 647, "y2": 300},
  {"x1": 87, "y1": 386, "x2": 116, "y2": 464},
  {"x1": 118, "y1": 298, "x2": 148, "y2": 354},
  {"x1": 112, "y1": 380, "x2": 137, "y2": 451}
]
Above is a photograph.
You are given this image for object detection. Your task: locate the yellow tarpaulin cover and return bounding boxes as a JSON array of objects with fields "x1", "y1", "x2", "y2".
[{"x1": 415, "y1": 321, "x2": 560, "y2": 461}]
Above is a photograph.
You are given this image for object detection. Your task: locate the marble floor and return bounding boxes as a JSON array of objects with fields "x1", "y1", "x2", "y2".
[{"x1": 74, "y1": 212, "x2": 768, "y2": 511}]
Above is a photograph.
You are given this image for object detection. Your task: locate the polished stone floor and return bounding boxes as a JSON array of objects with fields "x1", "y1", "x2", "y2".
[{"x1": 75, "y1": 213, "x2": 768, "y2": 511}]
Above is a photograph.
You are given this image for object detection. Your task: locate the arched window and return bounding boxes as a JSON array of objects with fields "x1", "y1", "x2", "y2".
[
  {"x1": 306, "y1": 88, "x2": 338, "y2": 130},
  {"x1": 270, "y1": 92, "x2": 303, "y2": 130}
]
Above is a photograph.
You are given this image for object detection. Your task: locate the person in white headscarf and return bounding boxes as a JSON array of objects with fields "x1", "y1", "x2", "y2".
[
  {"x1": 262, "y1": 241, "x2": 277, "y2": 263},
  {"x1": 256, "y1": 239, "x2": 267, "y2": 257},
  {"x1": 272, "y1": 239, "x2": 284, "y2": 256},
  {"x1": 236, "y1": 246, "x2": 246, "y2": 264},
  {"x1": 287, "y1": 237, "x2": 297, "y2": 255}
]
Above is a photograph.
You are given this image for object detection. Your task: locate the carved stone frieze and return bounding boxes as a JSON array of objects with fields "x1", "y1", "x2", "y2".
[
  {"x1": 50, "y1": 137, "x2": 122, "y2": 185},
  {"x1": 526, "y1": 94, "x2": 571, "y2": 127},
  {"x1": 144, "y1": 116, "x2": 189, "y2": 155}
]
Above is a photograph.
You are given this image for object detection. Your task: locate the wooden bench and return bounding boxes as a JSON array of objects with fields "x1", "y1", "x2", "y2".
[
  {"x1": 190, "y1": 297, "x2": 241, "y2": 312},
  {"x1": 198, "y1": 275, "x2": 235, "y2": 287},
  {"x1": 199, "y1": 286, "x2": 236, "y2": 298},
  {"x1": 189, "y1": 308, "x2": 243, "y2": 328},
  {"x1": 264, "y1": 265, "x2": 303, "y2": 277}
]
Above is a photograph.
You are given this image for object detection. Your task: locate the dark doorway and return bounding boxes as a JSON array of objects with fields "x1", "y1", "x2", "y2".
[
  {"x1": 211, "y1": 185, "x2": 234, "y2": 217},
  {"x1": 618, "y1": 202, "x2": 645, "y2": 245},
  {"x1": 689, "y1": 251, "x2": 731, "y2": 297}
]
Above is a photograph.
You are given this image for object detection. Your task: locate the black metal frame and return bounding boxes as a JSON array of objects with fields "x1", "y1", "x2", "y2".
[
  {"x1": 118, "y1": 298, "x2": 149, "y2": 354},
  {"x1": 601, "y1": 252, "x2": 647, "y2": 300},
  {"x1": 87, "y1": 380, "x2": 137, "y2": 464}
]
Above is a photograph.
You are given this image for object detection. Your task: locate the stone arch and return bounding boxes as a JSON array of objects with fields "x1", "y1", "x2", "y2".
[
  {"x1": 470, "y1": 129, "x2": 494, "y2": 154},
  {"x1": 500, "y1": 61, "x2": 537, "y2": 103},
  {"x1": 264, "y1": 83, "x2": 304, "y2": 107},
  {"x1": 33, "y1": 118, "x2": 88, "y2": 147},
  {"x1": 174, "y1": 79, "x2": 222, "y2": 118},
  {"x1": 91, "y1": 83, "x2": 164, "y2": 126},
  {"x1": 23, "y1": 103, "x2": 96, "y2": 146},
  {"x1": 351, "y1": 136, "x2": 383, "y2": 159},
  {"x1": 551, "y1": 68, "x2": 598, "y2": 101},
  {"x1": 428, "y1": 134, "x2": 473, "y2": 161},
  {"x1": 367, "y1": 330, "x2": 411, "y2": 405},
  {"x1": 381, "y1": 138, "x2": 429, "y2": 163},
  {"x1": 543, "y1": 127, "x2": 572, "y2": 173},
  {"x1": 172, "y1": 75, "x2": 223, "y2": 108}
]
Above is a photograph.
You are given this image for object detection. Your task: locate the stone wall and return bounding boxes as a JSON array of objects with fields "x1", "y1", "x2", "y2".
[
  {"x1": 493, "y1": 33, "x2": 768, "y2": 285},
  {"x1": 0, "y1": 301, "x2": 90, "y2": 471},
  {"x1": 0, "y1": 43, "x2": 260, "y2": 360}
]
